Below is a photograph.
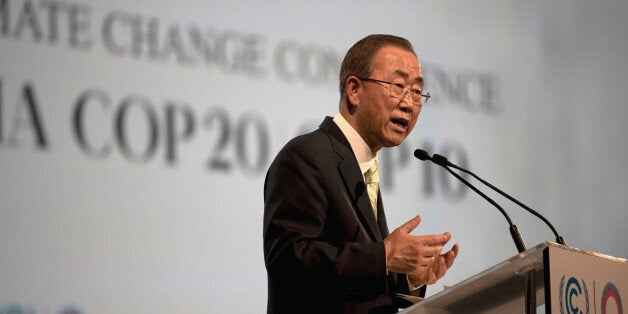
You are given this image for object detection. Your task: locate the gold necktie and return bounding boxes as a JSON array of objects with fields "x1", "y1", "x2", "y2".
[{"x1": 364, "y1": 160, "x2": 379, "y2": 220}]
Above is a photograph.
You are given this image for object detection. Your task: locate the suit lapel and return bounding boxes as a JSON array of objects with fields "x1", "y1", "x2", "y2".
[
  {"x1": 376, "y1": 191, "x2": 390, "y2": 237},
  {"x1": 319, "y1": 117, "x2": 383, "y2": 242}
]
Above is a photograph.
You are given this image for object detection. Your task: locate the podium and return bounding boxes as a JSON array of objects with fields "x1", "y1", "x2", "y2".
[{"x1": 400, "y1": 242, "x2": 627, "y2": 313}]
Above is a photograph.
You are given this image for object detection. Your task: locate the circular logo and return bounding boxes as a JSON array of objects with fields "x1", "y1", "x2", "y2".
[
  {"x1": 560, "y1": 275, "x2": 590, "y2": 314},
  {"x1": 601, "y1": 283, "x2": 623, "y2": 314}
]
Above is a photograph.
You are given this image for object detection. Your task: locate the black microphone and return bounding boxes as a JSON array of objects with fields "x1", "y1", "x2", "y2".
[
  {"x1": 414, "y1": 149, "x2": 431, "y2": 161},
  {"x1": 429, "y1": 152, "x2": 566, "y2": 246},
  {"x1": 414, "y1": 149, "x2": 527, "y2": 253}
]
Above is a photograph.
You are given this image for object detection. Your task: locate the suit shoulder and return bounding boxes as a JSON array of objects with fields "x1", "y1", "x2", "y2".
[
  {"x1": 267, "y1": 128, "x2": 336, "y2": 173},
  {"x1": 283, "y1": 128, "x2": 332, "y2": 153}
]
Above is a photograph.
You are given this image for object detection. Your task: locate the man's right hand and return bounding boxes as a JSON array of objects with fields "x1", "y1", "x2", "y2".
[{"x1": 383, "y1": 215, "x2": 453, "y2": 274}]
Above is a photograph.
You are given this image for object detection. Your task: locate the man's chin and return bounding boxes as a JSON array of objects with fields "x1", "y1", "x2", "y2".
[{"x1": 383, "y1": 136, "x2": 407, "y2": 148}]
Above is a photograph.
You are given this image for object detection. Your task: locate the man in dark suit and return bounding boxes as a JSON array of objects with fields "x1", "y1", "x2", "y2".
[{"x1": 263, "y1": 34, "x2": 459, "y2": 314}]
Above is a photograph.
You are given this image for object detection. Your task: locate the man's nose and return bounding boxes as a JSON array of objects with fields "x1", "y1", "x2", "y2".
[{"x1": 398, "y1": 90, "x2": 414, "y2": 112}]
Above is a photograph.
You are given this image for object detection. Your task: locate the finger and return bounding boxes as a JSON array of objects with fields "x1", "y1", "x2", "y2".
[
  {"x1": 418, "y1": 255, "x2": 434, "y2": 266},
  {"x1": 418, "y1": 233, "x2": 450, "y2": 246},
  {"x1": 435, "y1": 256, "x2": 447, "y2": 279},
  {"x1": 441, "y1": 243, "x2": 458, "y2": 256},
  {"x1": 420, "y1": 246, "x2": 443, "y2": 257},
  {"x1": 426, "y1": 267, "x2": 438, "y2": 285},
  {"x1": 444, "y1": 243, "x2": 459, "y2": 268},
  {"x1": 452, "y1": 243, "x2": 459, "y2": 257},
  {"x1": 398, "y1": 215, "x2": 422, "y2": 233},
  {"x1": 444, "y1": 253, "x2": 454, "y2": 269}
]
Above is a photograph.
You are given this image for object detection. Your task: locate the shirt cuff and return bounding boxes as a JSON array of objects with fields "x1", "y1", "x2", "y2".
[{"x1": 407, "y1": 277, "x2": 424, "y2": 293}]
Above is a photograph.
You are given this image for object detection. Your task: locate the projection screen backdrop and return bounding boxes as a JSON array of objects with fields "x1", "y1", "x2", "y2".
[{"x1": 1, "y1": 0, "x2": 627, "y2": 313}]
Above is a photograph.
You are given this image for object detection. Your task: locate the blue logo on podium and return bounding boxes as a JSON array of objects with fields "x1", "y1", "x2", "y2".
[{"x1": 560, "y1": 275, "x2": 590, "y2": 314}]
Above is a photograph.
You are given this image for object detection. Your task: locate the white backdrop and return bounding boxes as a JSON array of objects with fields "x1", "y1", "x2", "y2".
[{"x1": 1, "y1": 1, "x2": 627, "y2": 313}]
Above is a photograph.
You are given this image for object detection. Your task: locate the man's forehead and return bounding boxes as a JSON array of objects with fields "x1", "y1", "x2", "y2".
[
  {"x1": 372, "y1": 47, "x2": 421, "y2": 73},
  {"x1": 372, "y1": 46, "x2": 422, "y2": 78}
]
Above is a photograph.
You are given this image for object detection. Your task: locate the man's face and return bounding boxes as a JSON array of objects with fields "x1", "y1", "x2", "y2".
[{"x1": 356, "y1": 45, "x2": 423, "y2": 152}]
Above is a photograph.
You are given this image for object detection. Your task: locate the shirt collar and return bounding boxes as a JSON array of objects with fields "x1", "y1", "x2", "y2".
[{"x1": 333, "y1": 113, "x2": 377, "y2": 174}]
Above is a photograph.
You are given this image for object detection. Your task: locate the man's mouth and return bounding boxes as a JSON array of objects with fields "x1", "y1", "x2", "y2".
[{"x1": 391, "y1": 118, "x2": 408, "y2": 128}]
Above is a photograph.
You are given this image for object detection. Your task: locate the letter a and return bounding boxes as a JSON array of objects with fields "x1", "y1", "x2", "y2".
[{"x1": 7, "y1": 83, "x2": 49, "y2": 149}]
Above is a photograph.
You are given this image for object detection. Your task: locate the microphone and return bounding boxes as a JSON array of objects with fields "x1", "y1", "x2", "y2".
[
  {"x1": 416, "y1": 149, "x2": 567, "y2": 246},
  {"x1": 414, "y1": 149, "x2": 431, "y2": 161},
  {"x1": 414, "y1": 149, "x2": 527, "y2": 253}
]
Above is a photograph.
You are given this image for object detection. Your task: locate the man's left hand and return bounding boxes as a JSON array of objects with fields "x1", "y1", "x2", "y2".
[{"x1": 407, "y1": 243, "x2": 459, "y2": 287}]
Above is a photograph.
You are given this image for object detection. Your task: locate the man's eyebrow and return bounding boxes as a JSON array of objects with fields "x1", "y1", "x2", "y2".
[
  {"x1": 393, "y1": 69, "x2": 409, "y2": 79},
  {"x1": 393, "y1": 69, "x2": 424, "y2": 85}
]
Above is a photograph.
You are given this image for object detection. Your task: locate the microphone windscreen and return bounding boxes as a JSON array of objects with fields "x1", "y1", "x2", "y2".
[
  {"x1": 413, "y1": 149, "x2": 431, "y2": 161},
  {"x1": 432, "y1": 154, "x2": 449, "y2": 166}
]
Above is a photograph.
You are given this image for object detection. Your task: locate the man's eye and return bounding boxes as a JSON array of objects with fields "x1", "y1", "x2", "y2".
[
  {"x1": 411, "y1": 89, "x2": 421, "y2": 95},
  {"x1": 394, "y1": 83, "x2": 405, "y2": 89}
]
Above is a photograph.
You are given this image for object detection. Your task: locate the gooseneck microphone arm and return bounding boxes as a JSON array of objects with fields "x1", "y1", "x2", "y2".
[
  {"x1": 431, "y1": 153, "x2": 567, "y2": 246},
  {"x1": 415, "y1": 149, "x2": 527, "y2": 253},
  {"x1": 444, "y1": 163, "x2": 527, "y2": 253}
]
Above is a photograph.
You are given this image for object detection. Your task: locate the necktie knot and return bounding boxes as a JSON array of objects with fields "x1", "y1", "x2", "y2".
[{"x1": 364, "y1": 161, "x2": 379, "y2": 184}]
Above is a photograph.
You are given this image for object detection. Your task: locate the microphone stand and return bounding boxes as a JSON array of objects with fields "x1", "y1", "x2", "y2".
[
  {"x1": 433, "y1": 154, "x2": 566, "y2": 246},
  {"x1": 439, "y1": 163, "x2": 527, "y2": 253},
  {"x1": 416, "y1": 149, "x2": 564, "y2": 313}
]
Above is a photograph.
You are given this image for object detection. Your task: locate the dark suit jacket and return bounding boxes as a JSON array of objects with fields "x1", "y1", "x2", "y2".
[{"x1": 263, "y1": 117, "x2": 425, "y2": 314}]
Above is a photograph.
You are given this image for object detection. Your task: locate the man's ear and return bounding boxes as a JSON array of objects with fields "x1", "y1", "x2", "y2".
[{"x1": 346, "y1": 76, "x2": 361, "y2": 107}]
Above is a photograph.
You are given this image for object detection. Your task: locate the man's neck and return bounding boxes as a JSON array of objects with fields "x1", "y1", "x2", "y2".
[{"x1": 333, "y1": 113, "x2": 377, "y2": 174}]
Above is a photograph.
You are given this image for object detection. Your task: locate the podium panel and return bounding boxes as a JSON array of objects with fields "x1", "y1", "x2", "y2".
[
  {"x1": 546, "y1": 244, "x2": 626, "y2": 314},
  {"x1": 400, "y1": 242, "x2": 627, "y2": 314}
]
